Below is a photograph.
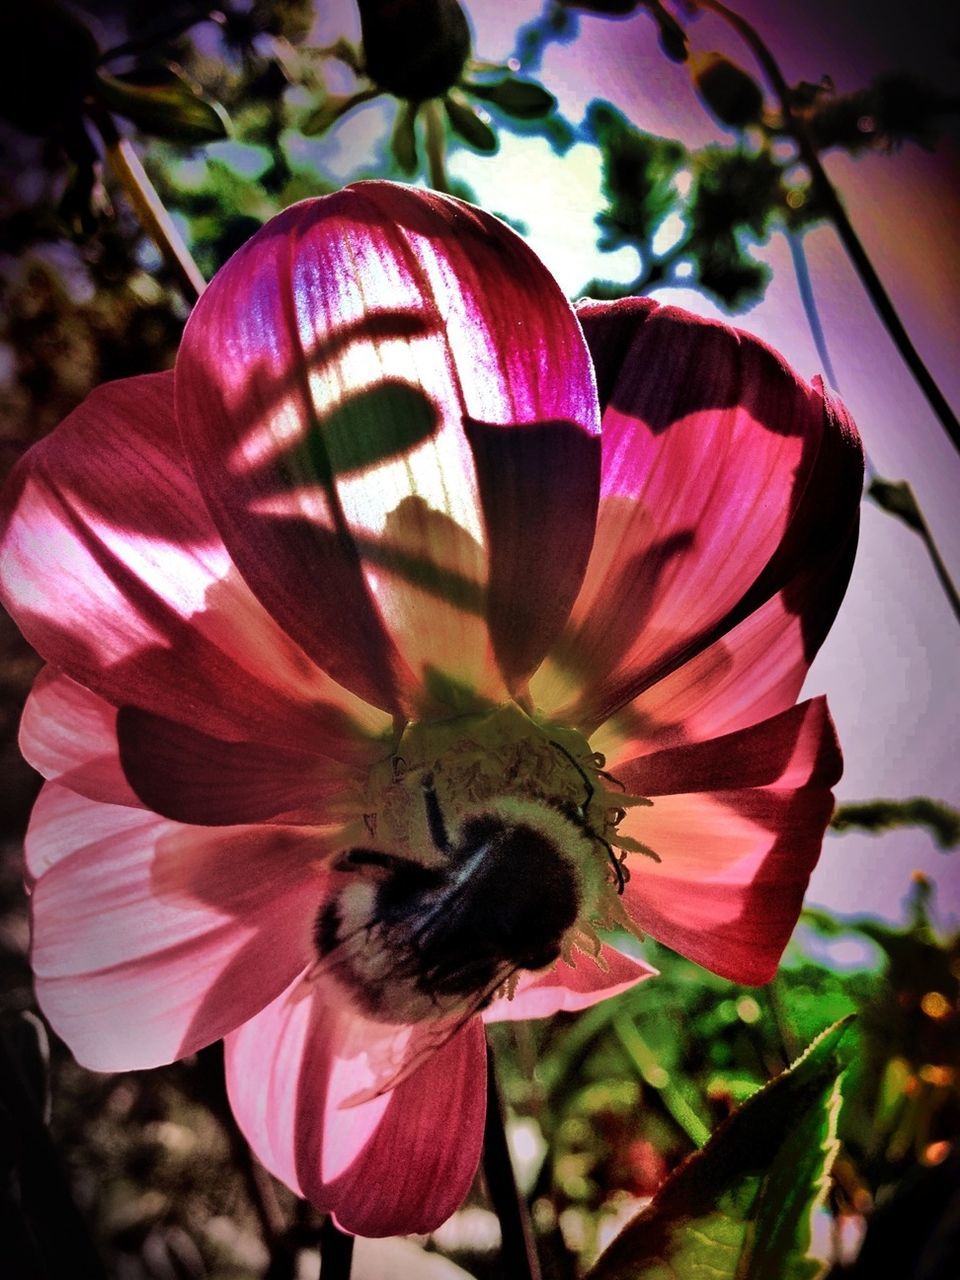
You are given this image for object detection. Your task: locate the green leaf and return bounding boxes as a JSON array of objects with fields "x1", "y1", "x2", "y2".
[
  {"x1": 586, "y1": 1018, "x2": 856, "y2": 1280},
  {"x1": 94, "y1": 69, "x2": 229, "y2": 143},
  {"x1": 466, "y1": 76, "x2": 556, "y2": 119},
  {"x1": 444, "y1": 91, "x2": 497, "y2": 152}
]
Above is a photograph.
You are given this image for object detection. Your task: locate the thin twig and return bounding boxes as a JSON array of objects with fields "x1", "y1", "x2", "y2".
[
  {"x1": 695, "y1": 0, "x2": 960, "y2": 454},
  {"x1": 98, "y1": 4, "x2": 219, "y2": 65},
  {"x1": 483, "y1": 1038, "x2": 541, "y2": 1280},
  {"x1": 788, "y1": 195, "x2": 960, "y2": 629},
  {"x1": 785, "y1": 229, "x2": 841, "y2": 391},
  {"x1": 93, "y1": 112, "x2": 206, "y2": 304},
  {"x1": 867, "y1": 478, "x2": 960, "y2": 625}
]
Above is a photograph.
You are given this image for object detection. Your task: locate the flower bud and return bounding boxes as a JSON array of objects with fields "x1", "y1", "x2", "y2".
[
  {"x1": 357, "y1": 0, "x2": 472, "y2": 102},
  {"x1": 0, "y1": 0, "x2": 99, "y2": 136},
  {"x1": 691, "y1": 51, "x2": 764, "y2": 129}
]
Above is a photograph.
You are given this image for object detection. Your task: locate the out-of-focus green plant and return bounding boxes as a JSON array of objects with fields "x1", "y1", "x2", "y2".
[
  {"x1": 831, "y1": 798, "x2": 960, "y2": 850},
  {"x1": 581, "y1": 100, "x2": 829, "y2": 310},
  {"x1": 586, "y1": 1019, "x2": 855, "y2": 1280}
]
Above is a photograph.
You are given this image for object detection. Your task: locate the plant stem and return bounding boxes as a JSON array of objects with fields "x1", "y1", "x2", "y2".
[
  {"x1": 483, "y1": 1039, "x2": 541, "y2": 1280},
  {"x1": 785, "y1": 229, "x2": 840, "y2": 391},
  {"x1": 319, "y1": 1217, "x2": 355, "y2": 1280},
  {"x1": 788, "y1": 208, "x2": 960, "y2": 629},
  {"x1": 194, "y1": 1045, "x2": 287, "y2": 1247},
  {"x1": 695, "y1": 0, "x2": 960, "y2": 454},
  {"x1": 93, "y1": 113, "x2": 206, "y2": 304},
  {"x1": 612, "y1": 1012, "x2": 710, "y2": 1148}
]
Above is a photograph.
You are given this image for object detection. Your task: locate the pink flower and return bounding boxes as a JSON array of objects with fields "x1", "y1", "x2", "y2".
[{"x1": 0, "y1": 182, "x2": 861, "y2": 1236}]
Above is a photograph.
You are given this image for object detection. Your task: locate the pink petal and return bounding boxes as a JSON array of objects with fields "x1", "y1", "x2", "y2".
[
  {"x1": 0, "y1": 371, "x2": 388, "y2": 749},
  {"x1": 531, "y1": 300, "x2": 862, "y2": 734},
  {"x1": 20, "y1": 667, "x2": 141, "y2": 807},
  {"x1": 613, "y1": 699, "x2": 841, "y2": 983},
  {"x1": 176, "y1": 182, "x2": 599, "y2": 716},
  {"x1": 225, "y1": 978, "x2": 487, "y2": 1236},
  {"x1": 484, "y1": 943, "x2": 655, "y2": 1022},
  {"x1": 592, "y1": 576, "x2": 839, "y2": 766},
  {"x1": 28, "y1": 785, "x2": 326, "y2": 1069}
]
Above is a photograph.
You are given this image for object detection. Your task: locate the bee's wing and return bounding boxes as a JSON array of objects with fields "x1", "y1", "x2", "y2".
[{"x1": 338, "y1": 965, "x2": 516, "y2": 1109}]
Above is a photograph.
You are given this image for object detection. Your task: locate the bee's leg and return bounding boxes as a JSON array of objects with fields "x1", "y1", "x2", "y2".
[
  {"x1": 549, "y1": 739, "x2": 594, "y2": 808},
  {"x1": 599, "y1": 837, "x2": 627, "y2": 895},
  {"x1": 333, "y1": 848, "x2": 408, "y2": 872},
  {"x1": 421, "y1": 772, "x2": 452, "y2": 854}
]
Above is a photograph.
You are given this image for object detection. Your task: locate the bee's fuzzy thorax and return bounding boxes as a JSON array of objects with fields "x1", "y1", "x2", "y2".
[{"x1": 332, "y1": 702, "x2": 648, "y2": 968}]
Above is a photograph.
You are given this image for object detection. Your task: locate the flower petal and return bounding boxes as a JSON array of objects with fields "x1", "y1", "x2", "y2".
[
  {"x1": 225, "y1": 978, "x2": 487, "y2": 1236},
  {"x1": 531, "y1": 300, "x2": 862, "y2": 733},
  {"x1": 595, "y1": 564, "x2": 854, "y2": 765},
  {"x1": 115, "y1": 706, "x2": 370, "y2": 827},
  {"x1": 484, "y1": 943, "x2": 655, "y2": 1022},
  {"x1": 0, "y1": 371, "x2": 388, "y2": 749},
  {"x1": 463, "y1": 416, "x2": 599, "y2": 690},
  {"x1": 614, "y1": 699, "x2": 841, "y2": 983},
  {"x1": 28, "y1": 785, "x2": 325, "y2": 1068},
  {"x1": 20, "y1": 667, "x2": 141, "y2": 807},
  {"x1": 176, "y1": 181, "x2": 599, "y2": 716}
]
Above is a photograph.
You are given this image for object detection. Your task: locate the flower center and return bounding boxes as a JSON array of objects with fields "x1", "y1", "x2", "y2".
[{"x1": 317, "y1": 704, "x2": 650, "y2": 1025}]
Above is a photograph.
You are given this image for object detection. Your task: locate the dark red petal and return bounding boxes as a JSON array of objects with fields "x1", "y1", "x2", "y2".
[
  {"x1": 116, "y1": 706, "x2": 370, "y2": 826},
  {"x1": 464, "y1": 417, "x2": 599, "y2": 689},
  {"x1": 533, "y1": 301, "x2": 862, "y2": 735}
]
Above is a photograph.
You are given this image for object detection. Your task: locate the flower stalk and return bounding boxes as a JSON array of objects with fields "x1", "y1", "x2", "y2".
[
  {"x1": 319, "y1": 1216, "x2": 355, "y2": 1280},
  {"x1": 483, "y1": 1039, "x2": 542, "y2": 1280}
]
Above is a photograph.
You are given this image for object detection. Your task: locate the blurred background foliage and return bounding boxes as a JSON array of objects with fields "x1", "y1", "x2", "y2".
[{"x1": 1, "y1": 1, "x2": 958, "y2": 1277}]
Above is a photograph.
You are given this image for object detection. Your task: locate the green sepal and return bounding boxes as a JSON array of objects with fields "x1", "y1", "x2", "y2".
[
  {"x1": 444, "y1": 91, "x2": 497, "y2": 151},
  {"x1": 93, "y1": 68, "x2": 229, "y2": 143},
  {"x1": 586, "y1": 1018, "x2": 856, "y2": 1280},
  {"x1": 389, "y1": 100, "x2": 419, "y2": 174},
  {"x1": 466, "y1": 76, "x2": 556, "y2": 119}
]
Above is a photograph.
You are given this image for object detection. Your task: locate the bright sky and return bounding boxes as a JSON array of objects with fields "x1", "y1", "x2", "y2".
[{"x1": 312, "y1": 1, "x2": 960, "y2": 927}]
